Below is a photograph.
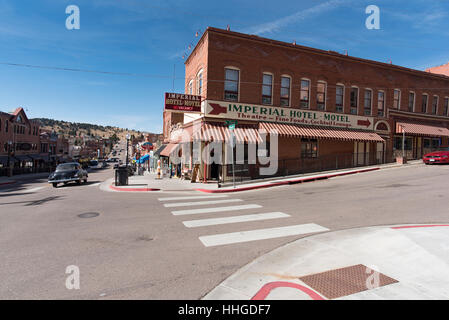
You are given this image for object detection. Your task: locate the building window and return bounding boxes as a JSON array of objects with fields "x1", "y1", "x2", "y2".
[
  {"x1": 300, "y1": 79, "x2": 310, "y2": 108},
  {"x1": 444, "y1": 97, "x2": 449, "y2": 116},
  {"x1": 262, "y1": 73, "x2": 273, "y2": 105},
  {"x1": 301, "y1": 139, "x2": 318, "y2": 158},
  {"x1": 197, "y1": 70, "x2": 203, "y2": 96},
  {"x1": 350, "y1": 87, "x2": 358, "y2": 114},
  {"x1": 408, "y1": 92, "x2": 415, "y2": 112},
  {"x1": 432, "y1": 95, "x2": 438, "y2": 114},
  {"x1": 378, "y1": 91, "x2": 385, "y2": 117},
  {"x1": 364, "y1": 89, "x2": 372, "y2": 116},
  {"x1": 422, "y1": 94, "x2": 428, "y2": 113},
  {"x1": 316, "y1": 81, "x2": 326, "y2": 111},
  {"x1": 188, "y1": 80, "x2": 193, "y2": 95},
  {"x1": 394, "y1": 136, "x2": 413, "y2": 151},
  {"x1": 335, "y1": 84, "x2": 344, "y2": 113},
  {"x1": 224, "y1": 68, "x2": 239, "y2": 101},
  {"x1": 393, "y1": 89, "x2": 401, "y2": 109},
  {"x1": 280, "y1": 76, "x2": 291, "y2": 107},
  {"x1": 5, "y1": 120, "x2": 8, "y2": 133}
]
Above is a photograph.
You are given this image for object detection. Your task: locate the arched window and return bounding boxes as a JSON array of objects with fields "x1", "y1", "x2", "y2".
[
  {"x1": 280, "y1": 75, "x2": 291, "y2": 107},
  {"x1": 196, "y1": 69, "x2": 203, "y2": 96},
  {"x1": 316, "y1": 81, "x2": 327, "y2": 111}
]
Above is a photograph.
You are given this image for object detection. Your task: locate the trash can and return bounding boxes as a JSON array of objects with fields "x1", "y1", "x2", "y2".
[{"x1": 115, "y1": 167, "x2": 129, "y2": 186}]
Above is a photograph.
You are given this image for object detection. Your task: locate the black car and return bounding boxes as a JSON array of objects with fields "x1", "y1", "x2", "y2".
[{"x1": 48, "y1": 162, "x2": 88, "y2": 188}]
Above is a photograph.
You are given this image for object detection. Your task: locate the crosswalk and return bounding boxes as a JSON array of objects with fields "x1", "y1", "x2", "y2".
[{"x1": 158, "y1": 194, "x2": 329, "y2": 247}]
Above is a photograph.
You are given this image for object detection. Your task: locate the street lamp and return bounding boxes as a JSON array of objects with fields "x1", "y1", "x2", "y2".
[{"x1": 126, "y1": 133, "x2": 130, "y2": 167}]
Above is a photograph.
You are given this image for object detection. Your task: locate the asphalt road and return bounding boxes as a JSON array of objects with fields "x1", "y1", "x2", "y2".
[{"x1": 1, "y1": 162, "x2": 449, "y2": 299}]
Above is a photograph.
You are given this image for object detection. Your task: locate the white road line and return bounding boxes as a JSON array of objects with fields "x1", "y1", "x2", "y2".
[
  {"x1": 199, "y1": 223, "x2": 330, "y2": 247},
  {"x1": 171, "y1": 204, "x2": 262, "y2": 216},
  {"x1": 88, "y1": 183, "x2": 101, "y2": 187},
  {"x1": 164, "y1": 199, "x2": 243, "y2": 208},
  {"x1": 23, "y1": 186, "x2": 45, "y2": 193},
  {"x1": 158, "y1": 195, "x2": 229, "y2": 201},
  {"x1": 183, "y1": 212, "x2": 290, "y2": 228}
]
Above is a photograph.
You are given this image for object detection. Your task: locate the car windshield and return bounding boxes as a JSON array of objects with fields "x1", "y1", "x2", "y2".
[{"x1": 56, "y1": 164, "x2": 77, "y2": 171}]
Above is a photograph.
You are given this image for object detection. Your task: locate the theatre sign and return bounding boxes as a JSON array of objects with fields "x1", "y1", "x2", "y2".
[
  {"x1": 204, "y1": 100, "x2": 375, "y2": 131},
  {"x1": 165, "y1": 92, "x2": 202, "y2": 112}
]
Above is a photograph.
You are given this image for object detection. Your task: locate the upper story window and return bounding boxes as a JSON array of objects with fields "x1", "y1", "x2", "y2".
[
  {"x1": 408, "y1": 92, "x2": 415, "y2": 112},
  {"x1": 444, "y1": 97, "x2": 449, "y2": 116},
  {"x1": 393, "y1": 89, "x2": 401, "y2": 109},
  {"x1": 0, "y1": 119, "x2": 1, "y2": 132},
  {"x1": 432, "y1": 95, "x2": 438, "y2": 114},
  {"x1": 378, "y1": 91, "x2": 385, "y2": 117},
  {"x1": 300, "y1": 79, "x2": 310, "y2": 108},
  {"x1": 262, "y1": 73, "x2": 273, "y2": 105},
  {"x1": 422, "y1": 94, "x2": 428, "y2": 113},
  {"x1": 224, "y1": 68, "x2": 239, "y2": 101},
  {"x1": 280, "y1": 76, "x2": 291, "y2": 107},
  {"x1": 364, "y1": 89, "x2": 372, "y2": 116},
  {"x1": 197, "y1": 70, "x2": 203, "y2": 96},
  {"x1": 335, "y1": 84, "x2": 344, "y2": 113},
  {"x1": 188, "y1": 80, "x2": 193, "y2": 95},
  {"x1": 316, "y1": 81, "x2": 326, "y2": 111},
  {"x1": 350, "y1": 87, "x2": 358, "y2": 115},
  {"x1": 5, "y1": 120, "x2": 8, "y2": 133}
]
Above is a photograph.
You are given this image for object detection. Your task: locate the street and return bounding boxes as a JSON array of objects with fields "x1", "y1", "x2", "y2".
[{"x1": 1, "y1": 163, "x2": 449, "y2": 299}]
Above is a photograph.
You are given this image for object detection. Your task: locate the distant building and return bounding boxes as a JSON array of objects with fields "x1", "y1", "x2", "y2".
[{"x1": 426, "y1": 62, "x2": 449, "y2": 77}]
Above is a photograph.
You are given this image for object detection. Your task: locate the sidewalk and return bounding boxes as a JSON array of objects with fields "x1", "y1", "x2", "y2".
[
  {"x1": 204, "y1": 224, "x2": 449, "y2": 300},
  {"x1": 0, "y1": 172, "x2": 51, "y2": 186},
  {"x1": 102, "y1": 160, "x2": 423, "y2": 193}
]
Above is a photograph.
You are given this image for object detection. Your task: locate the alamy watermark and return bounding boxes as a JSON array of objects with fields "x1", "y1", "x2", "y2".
[
  {"x1": 365, "y1": 5, "x2": 380, "y2": 30},
  {"x1": 66, "y1": 5, "x2": 80, "y2": 30},
  {"x1": 65, "y1": 265, "x2": 80, "y2": 290}
]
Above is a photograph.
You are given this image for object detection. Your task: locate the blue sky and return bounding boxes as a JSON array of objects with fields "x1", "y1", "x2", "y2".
[{"x1": 0, "y1": 0, "x2": 448, "y2": 133}]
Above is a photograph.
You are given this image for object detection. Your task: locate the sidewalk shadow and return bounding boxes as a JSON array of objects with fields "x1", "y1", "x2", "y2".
[{"x1": 0, "y1": 195, "x2": 63, "y2": 206}]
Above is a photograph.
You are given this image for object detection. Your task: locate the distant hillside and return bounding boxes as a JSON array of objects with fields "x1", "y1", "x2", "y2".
[{"x1": 32, "y1": 118, "x2": 162, "y2": 143}]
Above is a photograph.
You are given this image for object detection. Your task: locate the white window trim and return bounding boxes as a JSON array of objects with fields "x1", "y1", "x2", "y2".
[
  {"x1": 335, "y1": 83, "x2": 345, "y2": 112},
  {"x1": 196, "y1": 69, "x2": 203, "y2": 96},
  {"x1": 280, "y1": 74, "x2": 292, "y2": 107},
  {"x1": 300, "y1": 78, "x2": 311, "y2": 109},
  {"x1": 317, "y1": 80, "x2": 327, "y2": 111},
  {"x1": 262, "y1": 72, "x2": 274, "y2": 105},
  {"x1": 445, "y1": 96, "x2": 449, "y2": 116},
  {"x1": 350, "y1": 86, "x2": 359, "y2": 115},
  {"x1": 394, "y1": 89, "x2": 401, "y2": 109},
  {"x1": 432, "y1": 95, "x2": 439, "y2": 114},
  {"x1": 224, "y1": 66, "x2": 240, "y2": 102},
  {"x1": 364, "y1": 88, "x2": 373, "y2": 116},
  {"x1": 188, "y1": 80, "x2": 193, "y2": 95},
  {"x1": 377, "y1": 90, "x2": 385, "y2": 117},
  {"x1": 422, "y1": 93, "x2": 428, "y2": 113},
  {"x1": 409, "y1": 91, "x2": 416, "y2": 112}
]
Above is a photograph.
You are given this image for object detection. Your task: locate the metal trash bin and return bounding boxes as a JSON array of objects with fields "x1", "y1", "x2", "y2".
[{"x1": 115, "y1": 167, "x2": 129, "y2": 186}]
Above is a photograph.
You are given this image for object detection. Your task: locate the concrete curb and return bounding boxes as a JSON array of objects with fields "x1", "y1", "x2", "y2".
[
  {"x1": 195, "y1": 167, "x2": 380, "y2": 193},
  {"x1": 109, "y1": 185, "x2": 161, "y2": 192}
]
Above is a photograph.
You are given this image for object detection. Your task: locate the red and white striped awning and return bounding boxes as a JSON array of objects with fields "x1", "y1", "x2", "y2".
[
  {"x1": 193, "y1": 123, "x2": 262, "y2": 143},
  {"x1": 396, "y1": 122, "x2": 449, "y2": 137},
  {"x1": 160, "y1": 143, "x2": 179, "y2": 157},
  {"x1": 259, "y1": 122, "x2": 384, "y2": 142}
]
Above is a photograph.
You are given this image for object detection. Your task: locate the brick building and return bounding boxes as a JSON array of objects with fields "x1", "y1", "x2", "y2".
[{"x1": 163, "y1": 27, "x2": 449, "y2": 181}]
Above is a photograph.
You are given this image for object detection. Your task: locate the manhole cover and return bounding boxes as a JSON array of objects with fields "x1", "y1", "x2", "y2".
[{"x1": 78, "y1": 212, "x2": 100, "y2": 218}]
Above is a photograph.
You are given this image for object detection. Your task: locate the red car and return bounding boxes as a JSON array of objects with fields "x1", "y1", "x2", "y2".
[{"x1": 423, "y1": 146, "x2": 449, "y2": 164}]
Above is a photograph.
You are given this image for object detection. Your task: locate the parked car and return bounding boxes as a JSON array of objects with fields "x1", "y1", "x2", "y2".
[
  {"x1": 48, "y1": 162, "x2": 88, "y2": 188},
  {"x1": 423, "y1": 146, "x2": 449, "y2": 164}
]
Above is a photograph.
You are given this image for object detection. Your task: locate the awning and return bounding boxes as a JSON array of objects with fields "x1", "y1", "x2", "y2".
[
  {"x1": 193, "y1": 123, "x2": 262, "y2": 143},
  {"x1": 396, "y1": 122, "x2": 449, "y2": 137},
  {"x1": 27, "y1": 154, "x2": 43, "y2": 160},
  {"x1": 160, "y1": 143, "x2": 179, "y2": 157},
  {"x1": 153, "y1": 144, "x2": 167, "y2": 157},
  {"x1": 260, "y1": 122, "x2": 384, "y2": 142},
  {"x1": 14, "y1": 155, "x2": 32, "y2": 162}
]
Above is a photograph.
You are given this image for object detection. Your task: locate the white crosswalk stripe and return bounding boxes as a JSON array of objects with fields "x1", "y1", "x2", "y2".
[
  {"x1": 158, "y1": 195, "x2": 229, "y2": 201},
  {"x1": 164, "y1": 199, "x2": 243, "y2": 208},
  {"x1": 183, "y1": 212, "x2": 290, "y2": 228},
  {"x1": 171, "y1": 204, "x2": 262, "y2": 216},
  {"x1": 158, "y1": 194, "x2": 329, "y2": 247},
  {"x1": 199, "y1": 224, "x2": 330, "y2": 247}
]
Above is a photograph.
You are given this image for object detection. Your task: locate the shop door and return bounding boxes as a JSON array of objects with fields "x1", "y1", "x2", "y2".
[{"x1": 416, "y1": 137, "x2": 422, "y2": 159}]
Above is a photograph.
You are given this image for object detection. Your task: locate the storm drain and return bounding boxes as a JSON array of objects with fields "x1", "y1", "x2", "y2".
[
  {"x1": 78, "y1": 212, "x2": 100, "y2": 219},
  {"x1": 299, "y1": 264, "x2": 398, "y2": 299}
]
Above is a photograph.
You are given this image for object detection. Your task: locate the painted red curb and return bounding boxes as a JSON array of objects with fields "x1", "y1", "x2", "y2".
[
  {"x1": 0, "y1": 180, "x2": 16, "y2": 186},
  {"x1": 251, "y1": 281, "x2": 325, "y2": 300},
  {"x1": 391, "y1": 224, "x2": 449, "y2": 229},
  {"x1": 195, "y1": 168, "x2": 380, "y2": 193},
  {"x1": 109, "y1": 185, "x2": 160, "y2": 192}
]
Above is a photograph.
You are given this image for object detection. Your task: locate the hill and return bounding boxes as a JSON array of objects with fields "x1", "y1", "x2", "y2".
[{"x1": 32, "y1": 118, "x2": 161, "y2": 143}]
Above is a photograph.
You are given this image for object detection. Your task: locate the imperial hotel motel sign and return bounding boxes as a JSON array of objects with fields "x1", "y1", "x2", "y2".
[
  {"x1": 165, "y1": 93, "x2": 202, "y2": 112},
  {"x1": 204, "y1": 100, "x2": 375, "y2": 131}
]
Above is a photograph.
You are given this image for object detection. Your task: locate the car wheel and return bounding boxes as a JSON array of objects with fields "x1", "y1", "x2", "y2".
[{"x1": 52, "y1": 183, "x2": 58, "y2": 188}]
